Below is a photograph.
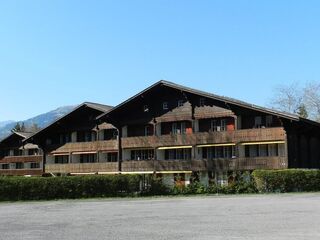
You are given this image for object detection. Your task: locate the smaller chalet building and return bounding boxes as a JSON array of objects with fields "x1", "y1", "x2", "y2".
[
  {"x1": 26, "y1": 102, "x2": 118, "y2": 175},
  {"x1": 0, "y1": 131, "x2": 42, "y2": 176}
]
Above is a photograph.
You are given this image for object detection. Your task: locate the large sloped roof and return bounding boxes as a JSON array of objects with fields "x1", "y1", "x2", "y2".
[
  {"x1": 24, "y1": 102, "x2": 113, "y2": 143},
  {"x1": 97, "y1": 80, "x2": 302, "y2": 121}
]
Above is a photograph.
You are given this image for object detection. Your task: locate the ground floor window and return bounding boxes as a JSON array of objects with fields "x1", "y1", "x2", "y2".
[
  {"x1": 30, "y1": 162, "x2": 40, "y2": 169},
  {"x1": 15, "y1": 162, "x2": 24, "y2": 169},
  {"x1": 54, "y1": 155, "x2": 69, "y2": 164},
  {"x1": 130, "y1": 149, "x2": 154, "y2": 161},
  {"x1": 107, "y1": 152, "x2": 118, "y2": 162},
  {"x1": 164, "y1": 148, "x2": 191, "y2": 160},
  {"x1": 80, "y1": 154, "x2": 97, "y2": 163},
  {"x1": 1, "y1": 164, "x2": 9, "y2": 169}
]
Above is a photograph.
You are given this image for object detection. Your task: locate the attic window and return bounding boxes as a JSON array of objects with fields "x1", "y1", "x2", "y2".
[
  {"x1": 163, "y1": 102, "x2": 168, "y2": 110},
  {"x1": 199, "y1": 98, "x2": 206, "y2": 107},
  {"x1": 177, "y1": 100, "x2": 184, "y2": 107},
  {"x1": 143, "y1": 105, "x2": 149, "y2": 112}
]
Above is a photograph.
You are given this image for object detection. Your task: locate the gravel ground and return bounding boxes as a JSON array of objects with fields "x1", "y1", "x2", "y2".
[{"x1": 0, "y1": 193, "x2": 319, "y2": 240}]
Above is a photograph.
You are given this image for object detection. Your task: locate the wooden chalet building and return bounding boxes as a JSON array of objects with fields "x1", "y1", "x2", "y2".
[
  {"x1": 24, "y1": 81, "x2": 320, "y2": 186},
  {"x1": 96, "y1": 81, "x2": 320, "y2": 186},
  {"x1": 0, "y1": 131, "x2": 42, "y2": 176},
  {"x1": 26, "y1": 102, "x2": 118, "y2": 175}
]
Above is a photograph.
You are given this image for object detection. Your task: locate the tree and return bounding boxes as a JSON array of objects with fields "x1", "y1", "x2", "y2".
[
  {"x1": 269, "y1": 82, "x2": 303, "y2": 114},
  {"x1": 296, "y1": 104, "x2": 308, "y2": 119},
  {"x1": 270, "y1": 81, "x2": 320, "y2": 122},
  {"x1": 303, "y1": 82, "x2": 320, "y2": 121},
  {"x1": 13, "y1": 122, "x2": 22, "y2": 131},
  {"x1": 28, "y1": 123, "x2": 41, "y2": 133},
  {"x1": 12, "y1": 122, "x2": 26, "y2": 132}
]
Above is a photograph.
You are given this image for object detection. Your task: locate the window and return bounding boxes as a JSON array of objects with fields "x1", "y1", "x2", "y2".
[
  {"x1": 211, "y1": 120, "x2": 218, "y2": 131},
  {"x1": 59, "y1": 133, "x2": 71, "y2": 144},
  {"x1": 30, "y1": 162, "x2": 40, "y2": 169},
  {"x1": 199, "y1": 98, "x2": 206, "y2": 107},
  {"x1": 145, "y1": 125, "x2": 153, "y2": 136},
  {"x1": 130, "y1": 149, "x2": 154, "y2": 161},
  {"x1": 165, "y1": 148, "x2": 191, "y2": 160},
  {"x1": 55, "y1": 155, "x2": 69, "y2": 164},
  {"x1": 172, "y1": 122, "x2": 178, "y2": 134},
  {"x1": 221, "y1": 119, "x2": 227, "y2": 131},
  {"x1": 77, "y1": 131, "x2": 93, "y2": 142},
  {"x1": 80, "y1": 154, "x2": 96, "y2": 163},
  {"x1": 266, "y1": 115, "x2": 273, "y2": 127},
  {"x1": 259, "y1": 144, "x2": 268, "y2": 157},
  {"x1": 171, "y1": 122, "x2": 187, "y2": 134},
  {"x1": 163, "y1": 102, "x2": 168, "y2": 110},
  {"x1": 177, "y1": 100, "x2": 184, "y2": 107},
  {"x1": 103, "y1": 129, "x2": 118, "y2": 140},
  {"x1": 107, "y1": 152, "x2": 118, "y2": 162},
  {"x1": 202, "y1": 146, "x2": 235, "y2": 159},
  {"x1": 211, "y1": 119, "x2": 227, "y2": 132},
  {"x1": 254, "y1": 116, "x2": 262, "y2": 128},
  {"x1": 28, "y1": 149, "x2": 39, "y2": 156},
  {"x1": 46, "y1": 138, "x2": 52, "y2": 145},
  {"x1": 1, "y1": 164, "x2": 9, "y2": 169},
  {"x1": 143, "y1": 105, "x2": 149, "y2": 112},
  {"x1": 181, "y1": 122, "x2": 186, "y2": 134},
  {"x1": 15, "y1": 162, "x2": 24, "y2": 169}
]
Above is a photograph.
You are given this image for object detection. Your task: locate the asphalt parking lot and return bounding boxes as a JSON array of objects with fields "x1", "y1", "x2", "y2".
[{"x1": 0, "y1": 193, "x2": 319, "y2": 240}]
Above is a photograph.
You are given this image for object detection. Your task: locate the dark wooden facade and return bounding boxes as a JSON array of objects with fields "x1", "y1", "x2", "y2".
[
  {"x1": 24, "y1": 81, "x2": 320, "y2": 179},
  {"x1": 0, "y1": 132, "x2": 42, "y2": 176}
]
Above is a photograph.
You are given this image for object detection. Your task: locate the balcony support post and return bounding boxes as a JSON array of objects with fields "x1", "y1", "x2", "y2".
[{"x1": 117, "y1": 128, "x2": 122, "y2": 172}]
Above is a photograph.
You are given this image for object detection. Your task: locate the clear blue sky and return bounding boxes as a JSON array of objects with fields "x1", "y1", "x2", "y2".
[{"x1": 0, "y1": 1, "x2": 319, "y2": 121}]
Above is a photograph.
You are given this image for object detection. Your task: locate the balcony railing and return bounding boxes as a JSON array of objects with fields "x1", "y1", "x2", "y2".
[
  {"x1": 209, "y1": 156, "x2": 288, "y2": 171},
  {"x1": 45, "y1": 162, "x2": 118, "y2": 174},
  {"x1": 0, "y1": 155, "x2": 42, "y2": 164},
  {"x1": 121, "y1": 127, "x2": 286, "y2": 149},
  {"x1": 121, "y1": 156, "x2": 286, "y2": 172},
  {"x1": 49, "y1": 140, "x2": 118, "y2": 154},
  {"x1": 0, "y1": 169, "x2": 42, "y2": 176}
]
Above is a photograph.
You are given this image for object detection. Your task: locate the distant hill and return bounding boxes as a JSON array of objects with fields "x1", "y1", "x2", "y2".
[{"x1": 0, "y1": 105, "x2": 76, "y2": 140}]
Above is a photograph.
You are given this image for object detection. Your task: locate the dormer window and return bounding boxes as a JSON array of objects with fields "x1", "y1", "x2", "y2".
[
  {"x1": 177, "y1": 100, "x2": 184, "y2": 107},
  {"x1": 143, "y1": 105, "x2": 149, "y2": 112},
  {"x1": 199, "y1": 98, "x2": 205, "y2": 107},
  {"x1": 163, "y1": 102, "x2": 168, "y2": 110}
]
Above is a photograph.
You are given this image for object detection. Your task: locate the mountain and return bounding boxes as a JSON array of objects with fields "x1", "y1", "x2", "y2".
[
  {"x1": 0, "y1": 105, "x2": 76, "y2": 140},
  {"x1": 0, "y1": 120, "x2": 15, "y2": 128}
]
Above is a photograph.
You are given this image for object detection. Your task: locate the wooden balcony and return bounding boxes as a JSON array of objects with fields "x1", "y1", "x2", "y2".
[
  {"x1": 45, "y1": 162, "x2": 118, "y2": 174},
  {"x1": 0, "y1": 155, "x2": 42, "y2": 164},
  {"x1": 121, "y1": 159, "x2": 211, "y2": 172},
  {"x1": 208, "y1": 156, "x2": 288, "y2": 171},
  {"x1": 121, "y1": 156, "x2": 287, "y2": 172},
  {"x1": 49, "y1": 140, "x2": 118, "y2": 154},
  {"x1": 121, "y1": 127, "x2": 286, "y2": 149},
  {"x1": 0, "y1": 169, "x2": 42, "y2": 176}
]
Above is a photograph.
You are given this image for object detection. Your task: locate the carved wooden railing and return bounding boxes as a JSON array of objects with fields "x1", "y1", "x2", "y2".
[
  {"x1": 121, "y1": 156, "x2": 287, "y2": 172},
  {"x1": 0, "y1": 169, "x2": 42, "y2": 176},
  {"x1": 45, "y1": 162, "x2": 118, "y2": 173},
  {"x1": 0, "y1": 155, "x2": 42, "y2": 164},
  {"x1": 121, "y1": 127, "x2": 286, "y2": 149},
  {"x1": 209, "y1": 156, "x2": 288, "y2": 171},
  {"x1": 49, "y1": 140, "x2": 118, "y2": 154}
]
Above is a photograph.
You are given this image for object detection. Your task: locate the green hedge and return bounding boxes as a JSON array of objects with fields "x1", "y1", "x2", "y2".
[
  {"x1": 252, "y1": 169, "x2": 320, "y2": 193},
  {"x1": 1, "y1": 169, "x2": 320, "y2": 201},
  {"x1": 0, "y1": 175, "x2": 141, "y2": 201}
]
